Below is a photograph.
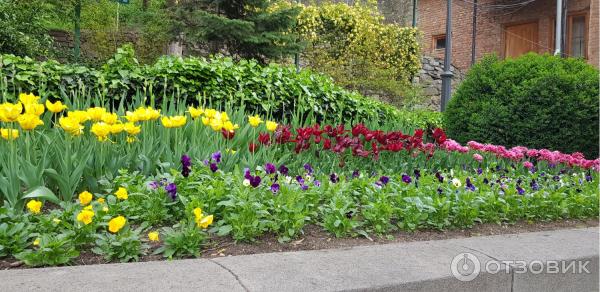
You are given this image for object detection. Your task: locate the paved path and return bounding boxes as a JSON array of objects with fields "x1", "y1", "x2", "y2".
[{"x1": 1, "y1": 227, "x2": 598, "y2": 292}]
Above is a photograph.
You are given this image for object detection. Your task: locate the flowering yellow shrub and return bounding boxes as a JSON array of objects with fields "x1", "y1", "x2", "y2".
[{"x1": 294, "y1": 2, "x2": 420, "y2": 95}]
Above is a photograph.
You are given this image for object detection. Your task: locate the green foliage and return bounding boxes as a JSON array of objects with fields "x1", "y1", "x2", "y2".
[
  {"x1": 0, "y1": 220, "x2": 34, "y2": 257},
  {"x1": 92, "y1": 226, "x2": 148, "y2": 262},
  {"x1": 0, "y1": 0, "x2": 53, "y2": 58},
  {"x1": 445, "y1": 54, "x2": 599, "y2": 158},
  {"x1": 154, "y1": 221, "x2": 208, "y2": 258},
  {"x1": 296, "y1": 2, "x2": 420, "y2": 100},
  {"x1": 173, "y1": 0, "x2": 302, "y2": 62},
  {"x1": 15, "y1": 232, "x2": 79, "y2": 266},
  {"x1": 0, "y1": 49, "x2": 440, "y2": 126}
]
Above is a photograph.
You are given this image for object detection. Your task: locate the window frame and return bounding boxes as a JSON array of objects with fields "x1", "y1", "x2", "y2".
[
  {"x1": 432, "y1": 34, "x2": 446, "y2": 52},
  {"x1": 549, "y1": 11, "x2": 589, "y2": 59}
]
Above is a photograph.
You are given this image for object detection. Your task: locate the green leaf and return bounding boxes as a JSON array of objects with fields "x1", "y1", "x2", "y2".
[{"x1": 22, "y1": 186, "x2": 60, "y2": 204}]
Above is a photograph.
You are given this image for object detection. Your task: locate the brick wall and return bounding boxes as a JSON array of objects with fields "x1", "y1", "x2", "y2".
[{"x1": 418, "y1": 0, "x2": 599, "y2": 71}]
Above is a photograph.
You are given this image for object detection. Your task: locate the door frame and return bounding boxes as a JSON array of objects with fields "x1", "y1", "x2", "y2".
[{"x1": 502, "y1": 20, "x2": 540, "y2": 59}]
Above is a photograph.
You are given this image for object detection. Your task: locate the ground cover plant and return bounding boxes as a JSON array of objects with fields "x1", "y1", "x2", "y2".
[{"x1": 0, "y1": 90, "x2": 598, "y2": 267}]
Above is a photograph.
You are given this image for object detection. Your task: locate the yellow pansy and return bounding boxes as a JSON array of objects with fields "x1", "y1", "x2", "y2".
[
  {"x1": 0, "y1": 128, "x2": 19, "y2": 140},
  {"x1": 91, "y1": 122, "x2": 111, "y2": 141},
  {"x1": 266, "y1": 121, "x2": 278, "y2": 132},
  {"x1": 45, "y1": 100, "x2": 67, "y2": 113},
  {"x1": 188, "y1": 107, "x2": 204, "y2": 119},
  {"x1": 87, "y1": 107, "x2": 107, "y2": 121},
  {"x1": 123, "y1": 122, "x2": 141, "y2": 135},
  {"x1": 78, "y1": 191, "x2": 93, "y2": 206},
  {"x1": 52, "y1": 218, "x2": 61, "y2": 224},
  {"x1": 248, "y1": 115, "x2": 262, "y2": 127},
  {"x1": 76, "y1": 209, "x2": 95, "y2": 225},
  {"x1": 83, "y1": 205, "x2": 93, "y2": 211},
  {"x1": 108, "y1": 216, "x2": 126, "y2": 233},
  {"x1": 67, "y1": 110, "x2": 91, "y2": 123},
  {"x1": 59, "y1": 116, "x2": 84, "y2": 136},
  {"x1": 26, "y1": 200, "x2": 42, "y2": 214},
  {"x1": 197, "y1": 215, "x2": 213, "y2": 228},
  {"x1": 17, "y1": 114, "x2": 44, "y2": 131},
  {"x1": 101, "y1": 112, "x2": 119, "y2": 125},
  {"x1": 115, "y1": 187, "x2": 128, "y2": 200},
  {"x1": 0, "y1": 102, "x2": 23, "y2": 122},
  {"x1": 97, "y1": 197, "x2": 105, "y2": 204},
  {"x1": 148, "y1": 231, "x2": 160, "y2": 242},
  {"x1": 161, "y1": 116, "x2": 187, "y2": 128},
  {"x1": 19, "y1": 93, "x2": 39, "y2": 105},
  {"x1": 102, "y1": 206, "x2": 109, "y2": 212},
  {"x1": 33, "y1": 238, "x2": 40, "y2": 246},
  {"x1": 24, "y1": 103, "x2": 45, "y2": 116}
]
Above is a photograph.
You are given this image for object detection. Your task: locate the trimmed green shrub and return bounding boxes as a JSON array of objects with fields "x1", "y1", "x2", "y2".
[
  {"x1": 0, "y1": 46, "x2": 441, "y2": 127},
  {"x1": 444, "y1": 54, "x2": 599, "y2": 158}
]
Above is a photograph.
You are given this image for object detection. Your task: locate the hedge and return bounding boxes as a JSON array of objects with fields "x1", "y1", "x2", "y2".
[
  {"x1": 444, "y1": 54, "x2": 599, "y2": 158},
  {"x1": 0, "y1": 46, "x2": 441, "y2": 128}
]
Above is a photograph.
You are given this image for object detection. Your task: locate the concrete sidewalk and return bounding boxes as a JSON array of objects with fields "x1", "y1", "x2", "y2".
[{"x1": 1, "y1": 227, "x2": 598, "y2": 292}]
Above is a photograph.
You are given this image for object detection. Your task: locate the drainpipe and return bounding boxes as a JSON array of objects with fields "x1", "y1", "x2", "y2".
[
  {"x1": 554, "y1": 0, "x2": 563, "y2": 56},
  {"x1": 560, "y1": 0, "x2": 568, "y2": 57},
  {"x1": 471, "y1": 0, "x2": 477, "y2": 65},
  {"x1": 412, "y1": 0, "x2": 417, "y2": 27},
  {"x1": 441, "y1": 0, "x2": 454, "y2": 112}
]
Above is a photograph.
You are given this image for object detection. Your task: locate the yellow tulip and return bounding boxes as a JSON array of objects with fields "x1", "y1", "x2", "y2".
[
  {"x1": 124, "y1": 111, "x2": 139, "y2": 123},
  {"x1": 210, "y1": 118, "x2": 223, "y2": 131},
  {"x1": 222, "y1": 121, "x2": 239, "y2": 132},
  {"x1": 87, "y1": 107, "x2": 107, "y2": 122},
  {"x1": 266, "y1": 121, "x2": 278, "y2": 132},
  {"x1": 204, "y1": 109, "x2": 217, "y2": 119},
  {"x1": 101, "y1": 112, "x2": 119, "y2": 125},
  {"x1": 109, "y1": 123, "x2": 124, "y2": 134},
  {"x1": 67, "y1": 110, "x2": 91, "y2": 123},
  {"x1": 248, "y1": 115, "x2": 262, "y2": 127},
  {"x1": 124, "y1": 122, "x2": 141, "y2": 135},
  {"x1": 161, "y1": 116, "x2": 187, "y2": 128},
  {"x1": 0, "y1": 102, "x2": 23, "y2": 122},
  {"x1": 108, "y1": 216, "x2": 127, "y2": 233},
  {"x1": 0, "y1": 128, "x2": 19, "y2": 140},
  {"x1": 17, "y1": 114, "x2": 44, "y2": 131},
  {"x1": 59, "y1": 116, "x2": 84, "y2": 136},
  {"x1": 45, "y1": 100, "x2": 67, "y2": 113},
  {"x1": 188, "y1": 107, "x2": 204, "y2": 119},
  {"x1": 201, "y1": 116, "x2": 210, "y2": 126},
  {"x1": 91, "y1": 122, "x2": 111, "y2": 141},
  {"x1": 19, "y1": 93, "x2": 39, "y2": 105},
  {"x1": 24, "y1": 103, "x2": 45, "y2": 116}
]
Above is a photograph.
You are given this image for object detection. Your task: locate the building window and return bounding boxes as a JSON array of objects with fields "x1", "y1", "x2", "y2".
[
  {"x1": 550, "y1": 13, "x2": 588, "y2": 58},
  {"x1": 433, "y1": 35, "x2": 446, "y2": 50},
  {"x1": 570, "y1": 16, "x2": 586, "y2": 58}
]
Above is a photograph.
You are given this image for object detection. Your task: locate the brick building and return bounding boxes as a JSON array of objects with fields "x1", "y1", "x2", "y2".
[{"x1": 417, "y1": 0, "x2": 599, "y2": 71}]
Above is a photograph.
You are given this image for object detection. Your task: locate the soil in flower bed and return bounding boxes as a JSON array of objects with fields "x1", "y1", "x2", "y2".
[{"x1": 1, "y1": 219, "x2": 597, "y2": 270}]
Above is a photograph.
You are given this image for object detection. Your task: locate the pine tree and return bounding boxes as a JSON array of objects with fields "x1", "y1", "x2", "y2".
[{"x1": 172, "y1": 0, "x2": 302, "y2": 63}]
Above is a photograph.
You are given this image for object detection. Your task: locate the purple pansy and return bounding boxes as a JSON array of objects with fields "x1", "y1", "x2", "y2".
[
  {"x1": 379, "y1": 176, "x2": 390, "y2": 185},
  {"x1": 249, "y1": 175, "x2": 261, "y2": 187},
  {"x1": 278, "y1": 165, "x2": 289, "y2": 176},
  {"x1": 210, "y1": 163, "x2": 218, "y2": 173},
  {"x1": 270, "y1": 183, "x2": 280, "y2": 194},
  {"x1": 330, "y1": 173, "x2": 339, "y2": 183},
  {"x1": 304, "y1": 163, "x2": 313, "y2": 174},
  {"x1": 165, "y1": 183, "x2": 177, "y2": 200},
  {"x1": 265, "y1": 163, "x2": 276, "y2": 175},
  {"x1": 211, "y1": 151, "x2": 222, "y2": 163},
  {"x1": 401, "y1": 174, "x2": 411, "y2": 184}
]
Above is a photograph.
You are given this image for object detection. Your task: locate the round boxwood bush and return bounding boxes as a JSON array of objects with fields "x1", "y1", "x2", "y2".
[{"x1": 444, "y1": 54, "x2": 599, "y2": 158}]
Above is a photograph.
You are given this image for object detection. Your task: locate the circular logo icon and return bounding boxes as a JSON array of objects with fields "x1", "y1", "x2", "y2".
[{"x1": 451, "y1": 252, "x2": 481, "y2": 282}]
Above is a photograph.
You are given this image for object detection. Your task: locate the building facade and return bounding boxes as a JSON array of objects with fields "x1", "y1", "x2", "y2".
[{"x1": 417, "y1": 0, "x2": 599, "y2": 71}]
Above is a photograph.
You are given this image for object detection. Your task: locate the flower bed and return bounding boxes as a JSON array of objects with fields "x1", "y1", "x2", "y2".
[{"x1": 0, "y1": 93, "x2": 598, "y2": 267}]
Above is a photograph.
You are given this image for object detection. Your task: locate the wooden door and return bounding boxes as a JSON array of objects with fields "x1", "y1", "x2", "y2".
[{"x1": 504, "y1": 22, "x2": 539, "y2": 58}]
